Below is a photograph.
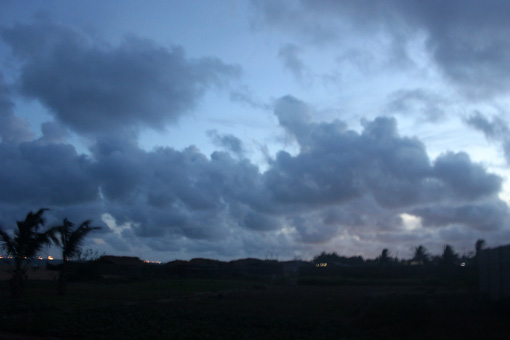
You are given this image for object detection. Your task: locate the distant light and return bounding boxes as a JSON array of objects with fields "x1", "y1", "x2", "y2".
[
  {"x1": 144, "y1": 260, "x2": 161, "y2": 264},
  {"x1": 38, "y1": 256, "x2": 43, "y2": 260},
  {"x1": 315, "y1": 263, "x2": 328, "y2": 267},
  {"x1": 48, "y1": 256, "x2": 54, "y2": 260},
  {"x1": 460, "y1": 262, "x2": 466, "y2": 267}
]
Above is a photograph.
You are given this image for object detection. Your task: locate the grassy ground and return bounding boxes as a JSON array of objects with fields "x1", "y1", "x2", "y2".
[{"x1": 1, "y1": 277, "x2": 509, "y2": 339}]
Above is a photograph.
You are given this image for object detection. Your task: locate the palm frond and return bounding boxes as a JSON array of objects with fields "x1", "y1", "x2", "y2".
[
  {"x1": 0, "y1": 228, "x2": 16, "y2": 256},
  {"x1": 44, "y1": 226, "x2": 62, "y2": 247},
  {"x1": 58, "y1": 219, "x2": 101, "y2": 259}
]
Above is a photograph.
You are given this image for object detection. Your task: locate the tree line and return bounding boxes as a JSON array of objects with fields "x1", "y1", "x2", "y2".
[
  {"x1": 313, "y1": 240, "x2": 486, "y2": 268},
  {"x1": 0, "y1": 208, "x2": 100, "y2": 298}
]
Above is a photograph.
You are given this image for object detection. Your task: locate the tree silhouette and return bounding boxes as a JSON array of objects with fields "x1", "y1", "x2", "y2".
[
  {"x1": 51, "y1": 218, "x2": 100, "y2": 295},
  {"x1": 475, "y1": 239, "x2": 485, "y2": 257},
  {"x1": 378, "y1": 248, "x2": 391, "y2": 265},
  {"x1": 0, "y1": 209, "x2": 55, "y2": 298},
  {"x1": 412, "y1": 245, "x2": 429, "y2": 265},
  {"x1": 441, "y1": 244, "x2": 459, "y2": 267}
]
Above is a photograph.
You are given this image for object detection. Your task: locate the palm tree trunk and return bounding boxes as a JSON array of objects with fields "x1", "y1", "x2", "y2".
[
  {"x1": 10, "y1": 259, "x2": 25, "y2": 298},
  {"x1": 58, "y1": 255, "x2": 67, "y2": 295}
]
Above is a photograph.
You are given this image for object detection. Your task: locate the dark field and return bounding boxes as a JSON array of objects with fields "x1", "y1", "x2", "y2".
[{"x1": 1, "y1": 278, "x2": 509, "y2": 340}]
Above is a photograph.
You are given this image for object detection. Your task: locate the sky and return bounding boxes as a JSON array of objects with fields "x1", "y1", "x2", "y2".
[{"x1": 1, "y1": 0, "x2": 510, "y2": 262}]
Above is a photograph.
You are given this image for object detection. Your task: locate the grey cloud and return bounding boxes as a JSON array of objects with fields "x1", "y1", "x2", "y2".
[
  {"x1": 278, "y1": 43, "x2": 306, "y2": 80},
  {"x1": 254, "y1": 0, "x2": 510, "y2": 98},
  {"x1": 0, "y1": 140, "x2": 97, "y2": 205},
  {"x1": 243, "y1": 210, "x2": 282, "y2": 232},
  {"x1": 39, "y1": 121, "x2": 68, "y2": 144},
  {"x1": 0, "y1": 89, "x2": 507, "y2": 256},
  {"x1": 466, "y1": 112, "x2": 510, "y2": 164},
  {"x1": 229, "y1": 87, "x2": 270, "y2": 110},
  {"x1": 250, "y1": 0, "x2": 340, "y2": 44},
  {"x1": 266, "y1": 96, "x2": 502, "y2": 212},
  {"x1": 413, "y1": 199, "x2": 510, "y2": 231},
  {"x1": 292, "y1": 214, "x2": 340, "y2": 244},
  {"x1": 433, "y1": 151, "x2": 502, "y2": 200},
  {"x1": 0, "y1": 75, "x2": 34, "y2": 143},
  {"x1": 466, "y1": 112, "x2": 509, "y2": 139},
  {"x1": 336, "y1": 49, "x2": 376, "y2": 73},
  {"x1": 87, "y1": 137, "x2": 268, "y2": 243},
  {"x1": 1, "y1": 21, "x2": 240, "y2": 136},
  {"x1": 386, "y1": 89, "x2": 446, "y2": 122},
  {"x1": 207, "y1": 130, "x2": 245, "y2": 156},
  {"x1": 273, "y1": 95, "x2": 313, "y2": 143}
]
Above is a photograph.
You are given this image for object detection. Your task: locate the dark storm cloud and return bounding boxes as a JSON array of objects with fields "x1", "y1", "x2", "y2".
[
  {"x1": 1, "y1": 21, "x2": 240, "y2": 136},
  {"x1": 0, "y1": 74, "x2": 34, "y2": 143},
  {"x1": 413, "y1": 199, "x2": 510, "y2": 231},
  {"x1": 267, "y1": 96, "x2": 502, "y2": 211},
  {"x1": 0, "y1": 88, "x2": 507, "y2": 254},
  {"x1": 466, "y1": 112, "x2": 510, "y2": 164},
  {"x1": 400, "y1": 0, "x2": 510, "y2": 98},
  {"x1": 87, "y1": 136, "x2": 270, "y2": 241},
  {"x1": 433, "y1": 151, "x2": 502, "y2": 200},
  {"x1": 0, "y1": 141, "x2": 97, "y2": 205},
  {"x1": 253, "y1": 0, "x2": 510, "y2": 98},
  {"x1": 38, "y1": 121, "x2": 69, "y2": 144}
]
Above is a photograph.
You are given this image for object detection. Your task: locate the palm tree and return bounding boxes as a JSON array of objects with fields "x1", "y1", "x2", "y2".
[
  {"x1": 412, "y1": 245, "x2": 429, "y2": 265},
  {"x1": 475, "y1": 239, "x2": 486, "y2": 257},
  {"x1": 378, "y1": 248, "x2": 391, "y2": 265},
  {"x1": 52, "y1": 218, "x2": 100, "y2": 295},
  {"x1": 474, "y1": 239, "x2": 486, "y2": 267},
  {"x1": 0, "y1": 209, "x2": 55, "y2": 298}
]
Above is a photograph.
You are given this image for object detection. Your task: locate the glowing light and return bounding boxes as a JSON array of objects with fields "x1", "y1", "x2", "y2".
[
  {"x1": 48, "y1": 256, "x2": 54, "y2": 260},
  {"x1": 460, "y1": 262, "x2": 466, "y2": 267},
  {"x1": 38, "y1": 256, "x2": 43, "y2": 260},
  {"x1": 315, "y1": 263, "x2": 328, "y2": 267},
  {"x1": 144, "y1": 260, "x2": 162, "y2": 264}
]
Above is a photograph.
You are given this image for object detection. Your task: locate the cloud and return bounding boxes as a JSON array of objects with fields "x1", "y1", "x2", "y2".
[
  {"x1": 1, "y1": 21, "x2": 240, "y2": 137},
  {"x1": 413, "y1": 199, "x2": 510, "y2": 231},
  {"x1": 278, "y1": 43, "x2": 307, "y2": 80},
  {"x1": 38, "y1": 121, "x2": 69, "y2": 144},
  {"x1": 250, "y1": 0, "x2": 340, "y2": 44},
  {"x1": 0, "y1": 74, "x2": 34, "y2": 143},
  {"x1": 268, "y1": 96, "x2": 502, "y2": 211},
  {"x1": 466, "y1": 112, "x2": 510, "y2": 164},
  {"x1": 207, "y1": 130, "x2": 245, "y2": 157},
  {"x1": 229, "y1": 87, "x2": 270, "y2": 110},
  {"x1": 0, "y1": 141, "x2": 98, "y2": 206},
  {"x1": 433, "y1": 151, "x2": 502, "y2": 200},
  {"x1": 0, "y1": 89, "x2": 507, "y2": 259},
  {"x1": 252, "y1": 0, "x2": 510, "y2": 98},
  {"x1": 386, "y1": 89, "x2": 447, "y2": 122}
]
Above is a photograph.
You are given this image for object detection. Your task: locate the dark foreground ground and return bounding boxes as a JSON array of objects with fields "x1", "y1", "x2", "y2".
[{"x1": 1, "y1": 278, "x2": 509, "y2": 340}]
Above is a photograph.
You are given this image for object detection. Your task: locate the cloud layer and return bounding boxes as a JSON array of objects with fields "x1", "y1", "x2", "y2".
[
  {"x1": 2, "y1": 21, "x2": 239, "y2": 136},
  {"x1": 252, "y1": 0, "x2": 510, "y2": 98},
  {"x1": 1, "y1": 89, "x2": 506, "y2": 259}
]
